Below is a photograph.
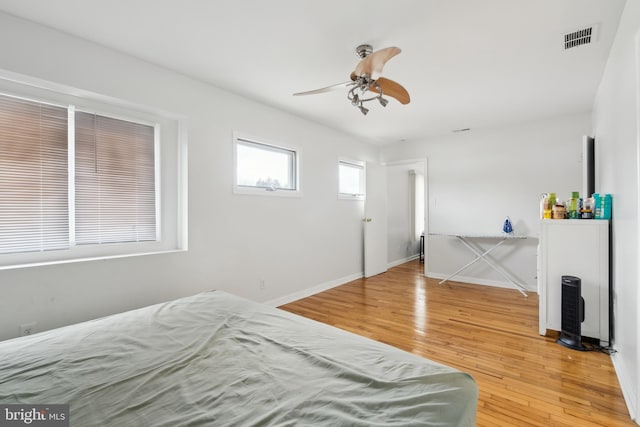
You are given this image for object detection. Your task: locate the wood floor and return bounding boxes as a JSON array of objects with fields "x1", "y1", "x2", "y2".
[{"x1": 279, "y1": 260, "x2": 634, "y2": 426}]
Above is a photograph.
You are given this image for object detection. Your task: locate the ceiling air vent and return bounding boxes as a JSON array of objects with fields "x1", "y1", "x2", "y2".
[{"x1": 564, "y1": 26, "x2": 595, "y2": 50}]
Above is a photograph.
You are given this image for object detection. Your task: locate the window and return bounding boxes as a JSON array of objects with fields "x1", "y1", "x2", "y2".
[
  {"x1": 0, "y1": 84, "x2": 178, "y2": 268},
  {"x1": 0, "y1": 93, "x2": 157, "y2": 254},
  {"x1": 339, "y1": 159, "x2": 365, "y2": 199},
  {"x1": 410, "y1": 170, "x2": 425, "y2": 239},
  {"x1": 0, "y1": 95, "x2": 69, "y2": 254},
  {"x1": 234, "y1": 134, "x2": 300, "y2": 195},
  {"x1": 74, "y1": 111, "x2": 156, "y2": 244}
]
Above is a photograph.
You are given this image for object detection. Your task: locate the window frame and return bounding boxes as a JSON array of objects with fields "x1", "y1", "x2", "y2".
[
  {"x1": 72, "y1": 107, "x2": 161, "y2": 245},
  {"x1": 232, "y1": 132, "x2": 302, "y2": 197},
  {"x1": 0, "y1": 72, "x2": 186, "y2": 270},
  {"x1": 338, "y1": 158, "x2": 366, "y2": 200}
]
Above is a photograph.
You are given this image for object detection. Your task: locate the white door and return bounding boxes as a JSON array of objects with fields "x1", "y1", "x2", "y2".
[{"x1": 364, "y1": 162, "x2": 388, "y2": 278}]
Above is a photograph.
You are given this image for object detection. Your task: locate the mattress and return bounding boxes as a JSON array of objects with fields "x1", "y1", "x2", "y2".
[{"x1": 0, "y1": 291, "x2": 477, "y2": 426}]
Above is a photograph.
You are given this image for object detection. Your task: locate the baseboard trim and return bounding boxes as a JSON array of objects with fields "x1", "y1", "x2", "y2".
[
  {"x1": 265, "y1": 272, "x2": 363, "y2": 307},
  {"x1": 267, "y1": 257, "x2": 422, "y2": 307},
  {"x1": 426, "y1": 272, "x2": 536, "y2": 292},
  {"x1": 266, "y1": 264, "x2": 534, "y2": 308},
  {"x1": 388, "y1": 254, "x2": 419, "y2": 269}
]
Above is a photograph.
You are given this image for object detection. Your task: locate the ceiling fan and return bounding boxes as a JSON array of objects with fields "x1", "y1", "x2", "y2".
[{"x1": 293, "y1": 44, "x2": 411, "y2": 115}]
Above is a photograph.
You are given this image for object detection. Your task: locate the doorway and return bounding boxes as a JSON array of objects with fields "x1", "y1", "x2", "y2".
[{"x1": 364, "y1": 158, "x2": 428, "y2": 277}]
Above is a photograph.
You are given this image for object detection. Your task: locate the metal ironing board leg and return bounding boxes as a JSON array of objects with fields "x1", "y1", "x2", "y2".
[{"x1": 438, "y1": 235, "x2": 528, "y2": 297}]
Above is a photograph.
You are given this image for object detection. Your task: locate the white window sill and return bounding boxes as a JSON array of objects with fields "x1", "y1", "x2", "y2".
[
  {"x1": 338, "y1": 193, "x2": 365, "y2": 201},
  {"x1": 0, "y1": 248, "x2": 187, "y2": 271},
  {"x1": 233, "y1": 186, "x2": 303, "y2": 198}
]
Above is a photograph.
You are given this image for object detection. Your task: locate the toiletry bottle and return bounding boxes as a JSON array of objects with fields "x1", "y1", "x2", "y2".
[
  {"x1": 593, "y1": 193, "x2": 602, "y2": 218},
  {"x1": 552, "y1": 200, "x2": 566, "y2": 219},
  {"x1": 568, "y1": 191, "x2": 579, "y2": 219},
  {"x1": 581, "y1": 197, "x2": 594, "y2": 219},
  {"x1": 546, "y1": 193, "x2": 556, "y2": 219},
  {"x1": 604, "y1": 194, "x2": 612, "y2": 219},
  {"x1": 540, "y1": 193, "x2": 550, "y2": 219}
]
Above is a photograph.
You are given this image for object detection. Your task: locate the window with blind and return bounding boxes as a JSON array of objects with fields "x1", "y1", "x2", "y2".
[
  {"x1": 75, "y1": 112, "x2": 156, "y2": 244},
  {"x1": 0, "y1": 95, "x2": 69, "y2": 254},
  {"x1": 0, "y1": 93, "x2": 157, "y2": 257}
]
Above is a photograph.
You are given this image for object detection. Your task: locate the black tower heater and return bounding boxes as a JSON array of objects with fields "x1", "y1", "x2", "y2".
[{"x1": 557, "y1": 275, "x2": 586, "y2": 351}]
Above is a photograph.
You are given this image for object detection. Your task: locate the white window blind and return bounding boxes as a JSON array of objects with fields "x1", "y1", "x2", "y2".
[
  {"x1": 75, "y1": 111, "x2": 156, "y2": 244},
  {"x1": 0, "y1": 94, "x2": 69, "y2": 254}
]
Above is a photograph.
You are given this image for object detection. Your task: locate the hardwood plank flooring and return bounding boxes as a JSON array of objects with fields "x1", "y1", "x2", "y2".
[{"x1": 279, "y1": 260, "x2": 634, "y2": 426}]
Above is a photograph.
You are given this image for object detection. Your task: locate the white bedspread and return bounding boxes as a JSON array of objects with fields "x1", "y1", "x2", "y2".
[{"x1": 0, "y1": 291, "x2": 477, "y2": 426}]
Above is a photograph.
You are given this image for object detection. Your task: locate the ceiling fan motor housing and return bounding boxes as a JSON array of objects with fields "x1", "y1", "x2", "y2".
[{"x1": 356, "y1": 44, "x2": 373, "y2": 58}]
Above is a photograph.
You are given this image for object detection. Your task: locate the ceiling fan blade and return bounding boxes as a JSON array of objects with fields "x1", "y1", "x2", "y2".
[
  {"x1": 354, "y1": 47, "x2": 401, "y2": 79},
  {"x1": 293, "y1": 81, "x2": 353, "y2": 96},
  {"x1": 370, "y1": 77, "x2": 410, "y2": 105}
]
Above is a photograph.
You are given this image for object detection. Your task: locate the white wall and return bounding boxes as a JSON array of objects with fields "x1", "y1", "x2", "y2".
[
  {"x1": 0, "y1": 12, "x2": 379, "y2": 341},
  {"x1": 386, "y1": 162, "x2": 424, "y2": 265},
  {"x1": 592, "y1": 0, "x2": 640, "y2": 420},
  {"x1": 381, "y1": 112, "x2": 592, "y2": 291}
]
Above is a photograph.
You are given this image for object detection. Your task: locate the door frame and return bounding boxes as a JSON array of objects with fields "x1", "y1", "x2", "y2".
[{"x1": 381, "y1": 157, "x2": 429, "y2": 276}]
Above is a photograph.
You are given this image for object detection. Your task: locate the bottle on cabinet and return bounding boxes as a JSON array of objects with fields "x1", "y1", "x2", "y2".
[
  {"x1": 552, "y1": 200, "x2": 566, "y2": 219},
  {"x1": 594, "y1": 193, "x2": 612, "y2": 220},
  {"x1": 581, "y1": 196, "x2": 594, "y2": 219},
  {"x1": 540, "y1": 192, "x2": 611, "y2": 220},
  {"x1": 541, "y1": 193, "x2": 556, "y2": 219},
  {"x1": 567, "y1": 192, "x2": 579, "y2": 219}
]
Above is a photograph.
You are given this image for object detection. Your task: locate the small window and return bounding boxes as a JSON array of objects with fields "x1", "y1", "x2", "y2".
[
  {"x1": 339, "y1": 160, "x2": 365, "y2": 199},
  {"x1": 234, "y1": 135, "x2": 300, "y2": 195}
]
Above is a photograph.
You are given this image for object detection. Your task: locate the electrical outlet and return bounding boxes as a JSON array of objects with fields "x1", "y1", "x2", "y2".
[
  {"x1": 20, "y1": 322, "x2": 37, "y2": 337},
  {"x1": 259, "y1": 279, "x2": 265, "y2": 290}
]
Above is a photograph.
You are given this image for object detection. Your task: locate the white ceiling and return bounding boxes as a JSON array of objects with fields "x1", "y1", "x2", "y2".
[{"x1": 0, "y1": 0, "x2": 628, "y2": 145}]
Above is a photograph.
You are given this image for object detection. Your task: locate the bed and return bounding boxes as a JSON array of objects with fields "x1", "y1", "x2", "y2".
[{"x1": 0, "y1": 290, "x2": 478, "y2": 426}]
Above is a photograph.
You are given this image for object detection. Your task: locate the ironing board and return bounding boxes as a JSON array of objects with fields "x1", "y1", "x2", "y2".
[{"x1": 431, "y1": 233, "x2": 528, "y2": 297}]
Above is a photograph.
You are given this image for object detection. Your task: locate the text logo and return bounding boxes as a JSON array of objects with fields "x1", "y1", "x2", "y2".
[{"x1": 0, "y1": 405, "x2": 68, "y2": 427}]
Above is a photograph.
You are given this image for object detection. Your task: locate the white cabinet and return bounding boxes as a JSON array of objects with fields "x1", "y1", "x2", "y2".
[{"x1": 538, "y1": 219, "x2": 609, "y2": 345}]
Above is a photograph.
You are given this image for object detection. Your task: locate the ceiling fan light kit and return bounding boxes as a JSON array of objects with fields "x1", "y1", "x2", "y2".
[
  {"x1": 294, "y1": 44, "x2": 410, "y2": 115},
  {"x1": 348, "y1": 74, "x2": 386, "y2": 115}
]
